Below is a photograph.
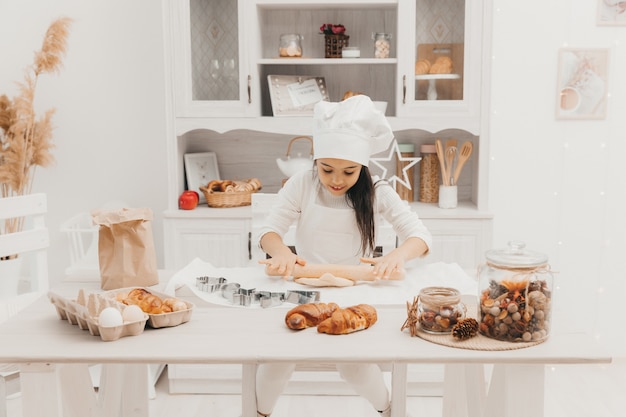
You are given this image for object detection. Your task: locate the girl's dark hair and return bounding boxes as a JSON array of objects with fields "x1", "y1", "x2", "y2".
[{"x1": 346, "y1": 166, "x2": 376, "y2": 256}]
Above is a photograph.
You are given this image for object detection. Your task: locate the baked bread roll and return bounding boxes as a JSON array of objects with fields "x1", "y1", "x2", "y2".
[
  {"x1": 429, "y1": 56, "x2": 453, "y2": 74},
  {"x1": 119, "y1": 288, "x2": 186, "y2": 314},
  {"x1": 415, "y1": 59, "x2": 431, "y2": 75},
  {"x1": 206, "y1": 180, "x2": 223, "y2": 192},
  {"x1": 122, "y1": 288, "x2": 168, "y2": 314},
  {"x1": 342, "y1": 90, "x2": 363, "y2": 101},
  {"x1": 219, "y1": 180, "x2": 234, "y2": 192},
  {"x1": 162, "y1": 298, "x2": 188, "y2": 312},
  {"x1": 204, "y1": 178, "x2": 262, "y2": 193},
  {"x1": 317, "y1": 304, "x2": 378, "y2": 335},
  {"x1": 285, "y1": 302, "x2": 339, "y2": 330}
]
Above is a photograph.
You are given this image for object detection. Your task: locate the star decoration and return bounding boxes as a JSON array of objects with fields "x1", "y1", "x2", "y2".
[{"x1": 369, "y1": 140, "x2": 421, "y2": 190}]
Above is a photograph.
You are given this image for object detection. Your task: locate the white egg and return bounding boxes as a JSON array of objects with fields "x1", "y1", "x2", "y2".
[
  {"x1": 122, "y1": 304, "x2": 145, "y2": 323},
  {"x1": 98, "y1": 307, "x2": 123, "y2": 327}
]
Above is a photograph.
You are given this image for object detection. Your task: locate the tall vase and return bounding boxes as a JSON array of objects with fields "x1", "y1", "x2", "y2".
[{"x1": 0, "y1": 256, "x2": 23, "y2": 299}]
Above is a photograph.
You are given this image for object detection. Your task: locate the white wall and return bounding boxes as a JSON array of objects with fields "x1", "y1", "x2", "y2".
[
  {"x1": 1, "y1": 0, "x2": 623, "y2": 356},
  {"x1": 0, "y1": 0, "x2": 168, "y2": 284},
  {"x1": 489, "y1": 1, "x2": 625, "y2": 356}
]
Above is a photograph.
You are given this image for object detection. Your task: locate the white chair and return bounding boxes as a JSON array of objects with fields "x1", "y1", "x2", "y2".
[{"x1": 0, "y1": 193, "x2": 50, "y2": 417}]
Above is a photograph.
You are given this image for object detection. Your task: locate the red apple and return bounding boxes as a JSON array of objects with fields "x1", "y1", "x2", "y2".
[{"x1": 178, "y1": 190, "x2": 199, "y2": 210}]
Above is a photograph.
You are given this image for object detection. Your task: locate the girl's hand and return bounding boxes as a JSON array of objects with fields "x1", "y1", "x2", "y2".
[
  {"x1": 360, "y1": 253, "x2": 405, "y2": 280},
  {"x1": 361, "y1": 237, "x2": 428, "y2": 279},
  {"x1": 259, "y1": 253, "x2": 306, "y2": 279}
]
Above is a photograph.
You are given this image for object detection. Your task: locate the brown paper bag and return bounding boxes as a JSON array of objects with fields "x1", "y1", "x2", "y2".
[{"x1": 92, "y1": 207, "x2": 159, "y2": 290}]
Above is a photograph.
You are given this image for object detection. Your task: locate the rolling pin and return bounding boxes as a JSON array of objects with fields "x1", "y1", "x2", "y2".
[{"x1": 265, "y1": 263, "x2": 405, "y2": 281}]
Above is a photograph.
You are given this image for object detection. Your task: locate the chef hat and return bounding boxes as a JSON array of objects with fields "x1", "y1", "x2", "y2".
[{"x1": 313, "y1": 95, "x2": 394, "y2": 166}]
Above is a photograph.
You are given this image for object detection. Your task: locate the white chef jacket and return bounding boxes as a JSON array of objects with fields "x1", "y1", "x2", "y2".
[{"x1": 257, "y1": 169, "x2": 432, "y2": 265}]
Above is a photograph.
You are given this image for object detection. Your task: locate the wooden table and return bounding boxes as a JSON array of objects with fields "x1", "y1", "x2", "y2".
[{"x1": 0, "y1": 289, "x2": 611, "y2": 417}]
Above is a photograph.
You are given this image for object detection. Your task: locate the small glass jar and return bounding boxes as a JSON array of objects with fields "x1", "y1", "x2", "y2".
[
  {"x1": 279, "y1": 34, "x2": 303, "y2": 57},
  {"x1": 419, "y1": 144, "x2": 440, "y2": 203},
  {"x1": 418, "y1": 287, "x2": 466, "y2": 334},
  {"x1": 478, "y1": 241, "x2": 554, "y2": 342},
  {"x1": 372, "y1": 32, "x2": 391, "y2": 58}
]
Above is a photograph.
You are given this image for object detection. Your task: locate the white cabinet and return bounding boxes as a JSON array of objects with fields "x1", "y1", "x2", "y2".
[
  {"x1": 163, "y1": 208, "x2": 252, "y2": 268},
  {"x1": 162, "y1": 0, "x2": 494, "y2": 271},
  {"x1": 165, "y1": 0, "x2": 255, "y2": 118}
]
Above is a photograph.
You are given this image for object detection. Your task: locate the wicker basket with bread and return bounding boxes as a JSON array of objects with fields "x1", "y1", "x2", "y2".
[{"x1": 199, "y1": 178, "x2": 262, "y2": 208}]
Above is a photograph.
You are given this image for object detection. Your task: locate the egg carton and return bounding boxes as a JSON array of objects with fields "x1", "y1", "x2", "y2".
[
  {"x1": 48, "y1": 290, "x2": 148, "y2": 342},
  {"x1": 102, "y1": 287, "x2": 194, "y2": 329}
]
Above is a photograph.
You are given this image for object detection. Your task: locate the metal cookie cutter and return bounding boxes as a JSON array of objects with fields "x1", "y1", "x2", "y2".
[
  {"x1": 285, "y1": 290, "x2": 320, "y2": 304},
  {"x1": 220, "y1": 282, "x2": 243, "y2": 303},
  {"x1": 232, "y1": 288, "x2": 256, "y2": 307},
  {"x1": 194, "y1": 276, "x2": 320, "y2": 308},
  {"x1": 196, "y1": 276, "x2": 227, "y2": 293},
  {"x1": 255, "y1": 291, "x2": 286, "y2": 308}
]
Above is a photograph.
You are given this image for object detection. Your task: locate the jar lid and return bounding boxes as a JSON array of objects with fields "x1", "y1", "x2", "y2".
[
  {"x1": 398, "y1": 143, "x2": 415, "y2": 153},
  {"x1": 485, "y1": 241, "x2": 548, "y2": 268},
  {"x1": 420, "y1": 144, "x2": 436, "y2": 153}
]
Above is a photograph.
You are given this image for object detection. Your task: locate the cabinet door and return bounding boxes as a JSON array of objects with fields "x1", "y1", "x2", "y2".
[
  {"x1": 164, "y1": 218, "x2": 250, "y2": 269},
  {"x1": 396, "y1": 0, "x2": 485, "y2": 131},
  {"x1": 167, "y1": 0, "x2": 256, "y2": 117}
]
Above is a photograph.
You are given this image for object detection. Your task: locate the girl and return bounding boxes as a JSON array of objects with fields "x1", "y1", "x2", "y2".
[{"x1": 256, "y1": 95, "x2": 432, "y2": 417}]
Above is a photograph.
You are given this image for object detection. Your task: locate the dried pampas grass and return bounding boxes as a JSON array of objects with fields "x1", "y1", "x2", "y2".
[{"x1": 0, "y1": 17, "x2": 72, "y2": 237}]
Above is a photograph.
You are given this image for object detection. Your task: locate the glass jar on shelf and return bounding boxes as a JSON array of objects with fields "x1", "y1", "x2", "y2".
[
  {"x1": 478, "y1": 241, "x2": 554, "y2": 342},
  {"x1": 372, "y1": 32, "x2": 391, "y2": 58},
  {"x1": 278, "y1": 33, "x2": 303, "y2": 58}
]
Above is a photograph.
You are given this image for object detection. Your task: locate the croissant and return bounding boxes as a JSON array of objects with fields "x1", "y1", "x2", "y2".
[
  {"x1": 317, "y1": 304, "x2": 378, "y2": 335},
  {"x1": 285, "y1": 302, "x2": 339, "y2": 330}
]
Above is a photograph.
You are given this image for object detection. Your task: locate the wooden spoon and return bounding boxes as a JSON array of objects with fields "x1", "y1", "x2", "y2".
[
  {"x1": 452, "y1": 141, "x2": 473, "y2": 185},
  {"x1": 445, "y1": 146, "x2": 456, "y2": 186},
  {"x1": 435, "y1": 139, "x2": 448, "y2": 185},
  {"x1": 445, "y1": 139, "x2": 457, "y2": 183}
]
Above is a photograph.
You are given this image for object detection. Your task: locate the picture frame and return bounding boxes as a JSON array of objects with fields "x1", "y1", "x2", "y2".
[
  {"x1": 184, "y1": 152, "x2": 220, "y2": 203},
  {"x1": 267, "y1": 75, "x2": 329, "y2": 116},
  {"x1": 597, "y1": 0, "x2": 626, "y2": 26},
  {"x1": 556, "y1": 48, "x2": 609, "y2": 120}
]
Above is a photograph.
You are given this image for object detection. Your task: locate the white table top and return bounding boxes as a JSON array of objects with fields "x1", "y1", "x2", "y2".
[{"x1": 0, "y1": 289, "x2": 611, "y2": 367}]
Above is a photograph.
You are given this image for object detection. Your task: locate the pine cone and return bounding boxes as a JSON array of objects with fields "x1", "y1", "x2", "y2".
[{"x1": 452, "y1": 318, "x2": 479, "y2": 340}]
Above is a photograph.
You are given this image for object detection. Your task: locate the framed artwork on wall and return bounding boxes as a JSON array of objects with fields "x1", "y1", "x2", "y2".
[
  {"x1": 556, "y1": 48, "x2": 609, "y2": 120},
  {"x1": 184, "y1": 152, "x2": 220, "y2": 203},
  {"x1": 597, "y1": 0, "x2": 626, "y2": 26}
]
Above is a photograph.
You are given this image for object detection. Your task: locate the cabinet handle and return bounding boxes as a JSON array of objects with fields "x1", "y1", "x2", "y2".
[
  {"x1": 247, "y1": 75, "x2": 251, "y2": 104},
  {"x1": 248, "y1": 232, "x2": 252, "y2": 260},
  {"x1": 402, "y1": 75, "x2": 406, "y2": 104}
]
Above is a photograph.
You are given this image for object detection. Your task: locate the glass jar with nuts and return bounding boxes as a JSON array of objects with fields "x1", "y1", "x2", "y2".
[
  {"x1": 478, "y1": 241, "x2": 554, "y2": 343},
  {"x1": 418, "y1": 286, "x2": 466, "y2": 334}
]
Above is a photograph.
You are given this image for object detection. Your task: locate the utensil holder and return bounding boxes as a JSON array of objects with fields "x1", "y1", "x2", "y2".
[{"x1": 438, "y1": 185, "x2": 457, "y2": 209}]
